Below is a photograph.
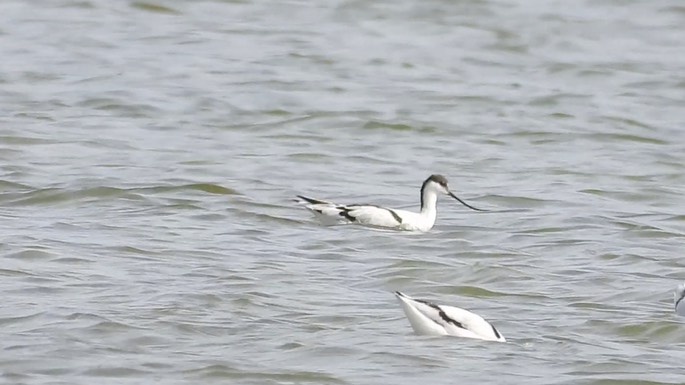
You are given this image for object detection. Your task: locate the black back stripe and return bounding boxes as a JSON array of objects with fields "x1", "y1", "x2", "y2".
[{"x1": 387, "y1": 209, "x2": 403, "y2": 224}]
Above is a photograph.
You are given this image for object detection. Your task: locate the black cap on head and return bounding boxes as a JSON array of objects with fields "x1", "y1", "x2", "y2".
[
  {"x1": 420, "y1": 174, "x2": 487, "y2": 212},
  {"x1": 423, "y1": 174, "x2": 449, "y2": 190}
]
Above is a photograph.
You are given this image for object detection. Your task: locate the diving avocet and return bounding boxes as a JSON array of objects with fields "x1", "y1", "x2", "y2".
[
  {"x1": 675, "y1": 283, "x2": 685, "y2": 316},
  {"x1": 395, "y1": 291, "x2": 505, "y2": 342},
  {"x1": 296, "y1": 174, "x2": 485, "y2": 232}
]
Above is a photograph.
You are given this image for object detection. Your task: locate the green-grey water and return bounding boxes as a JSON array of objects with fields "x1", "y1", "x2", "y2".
[{"x1": 1, "y1": 1, "x2": 685, "y2": 384}]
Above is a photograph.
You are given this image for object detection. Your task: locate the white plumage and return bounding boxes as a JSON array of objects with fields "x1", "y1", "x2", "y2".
[
  {"x1": 675, "y1": 283, "x2": 685, "y2": 316},
  {"x1": 394, "y1": 291, "x2": 505, "y2": 342},
  {"x1": 296, "y1": 174, "x2": 485, "y2": 232}
]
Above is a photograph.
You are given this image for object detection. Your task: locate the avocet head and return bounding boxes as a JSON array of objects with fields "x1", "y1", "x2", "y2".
[
  {"x1": 422, "y1": 174, "x2": 486, "y2": 212},
  {"x1": 675, "y1": 283, "x2": 685, "y2": 316},
  {"x1": 423, "y1": 174, "x2": 451, "y2": 195}
]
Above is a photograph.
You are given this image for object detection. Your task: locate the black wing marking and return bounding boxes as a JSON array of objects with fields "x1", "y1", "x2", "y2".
[
  {"x1": 438, "y1": 307, "x2": 466, "y2": 329},
  {"x1": 342, "y1": 205, "x2": 403, "y2": 225},
  {"x1": 416, "y1": 298, "x2": 466, "y2": 330},
  {"x1": 490, "y1": 324, "x2": 502, "y2": 339},
  {"x1": 337, "y1": 207, "x2": 357, "y2": 222},
  {"x1": 332, "y1": 204, "x2": 402, "y2": 225},
  {"x1": 387, "y1": 209, "x2": 403, "y2": 224}
]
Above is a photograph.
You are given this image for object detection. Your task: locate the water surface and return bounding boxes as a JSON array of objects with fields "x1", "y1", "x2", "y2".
[{"x1": 1, "y1": 1, "x2": 685, "y2": 384}]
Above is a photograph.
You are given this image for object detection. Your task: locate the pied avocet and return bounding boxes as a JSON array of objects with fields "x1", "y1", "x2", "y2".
[
  {"x1": 296, "y1": 174, "x2": 485, "y2": 232},
  {"x1": 394, "y1": 291, "x2": 505, "y2": 342}
]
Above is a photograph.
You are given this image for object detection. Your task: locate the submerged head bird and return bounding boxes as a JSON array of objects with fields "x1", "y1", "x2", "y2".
[
  {"x1": 675, "y1": 283, "x2": 685, "y2": 316},
  {"x1": 295, "y1": 174, "x2": 485, "y2": 232},
  {"x1": 394, "y1": 291, "x2": 505, "y2": 342}
]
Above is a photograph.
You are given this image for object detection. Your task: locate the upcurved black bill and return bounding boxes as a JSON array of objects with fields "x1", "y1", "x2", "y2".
[{"x1": 448, "y1": 192, "x2": 487, "y2": 212}]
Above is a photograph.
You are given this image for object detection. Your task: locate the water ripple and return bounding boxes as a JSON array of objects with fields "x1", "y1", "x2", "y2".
[{"x1": 1, "y1": 0, "x2": 685, "y2": 384}]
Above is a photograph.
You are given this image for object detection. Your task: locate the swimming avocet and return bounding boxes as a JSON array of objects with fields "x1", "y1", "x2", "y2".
[
  {"x1": 394, "y1": 291, "x2": 505, "y2": 342},
  {"x1": 296, "y1": 174, "x2": 485, "y2": 232},
  {"x1": 675, "y1": 283, "x2": 685, "y2": 316}
]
